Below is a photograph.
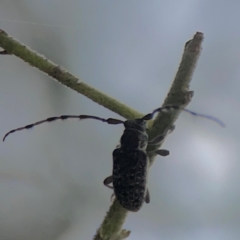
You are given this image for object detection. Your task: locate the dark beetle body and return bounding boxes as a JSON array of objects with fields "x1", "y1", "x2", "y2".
[
  {"x1": 112, "y1": 120, "x2": 149, "y2": 211},
  {"x1": 3, "y1": 106, "x2": 224, "y2": 212},
  {"x1": 112, "y1": 148, "x2": 149, "y2": 211},
  {"x1": 103, "y1": 118, "x2": 166, "y2": 212}
]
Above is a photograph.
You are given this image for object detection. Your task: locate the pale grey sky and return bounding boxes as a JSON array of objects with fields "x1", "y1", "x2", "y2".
[{"x1": 0, "y1": 1, "x2": 239, "y2": 240}]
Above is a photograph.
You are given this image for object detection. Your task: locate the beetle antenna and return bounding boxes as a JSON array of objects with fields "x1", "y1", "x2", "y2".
[
  {"x1": 142, "y1": 106, "x2": 225, "y2": 127},
  {"x1": 3, "y1": 115, "x2": 124, "y2": 141}
]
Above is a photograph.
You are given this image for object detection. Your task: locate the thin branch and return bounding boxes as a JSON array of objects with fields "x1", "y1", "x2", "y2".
[
  {"x1": 0, "y1": 29, "x2": 141, "y2": 120},
  {"x1": 94, "y1": 32, "x2": 204, "y2": 240},
  {"x1": 147, "y1": 32, "x2": 203, "y2": 164},
  {"x1": 0, "y1": 28, "x2": 204, "y2": 240},
  {"x1": 93, "y1": 200, "x2": 129, "y2": 240}
]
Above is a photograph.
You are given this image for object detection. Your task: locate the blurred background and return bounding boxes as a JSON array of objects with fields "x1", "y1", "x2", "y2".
[{"x1": 0, "y1": 1, "x2": 239, "y2": 239}]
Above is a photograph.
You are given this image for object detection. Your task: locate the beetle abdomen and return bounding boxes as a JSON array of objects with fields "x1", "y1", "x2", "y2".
[{"x1": 112, "y1": 148, "x2": 149, "y2": 212}]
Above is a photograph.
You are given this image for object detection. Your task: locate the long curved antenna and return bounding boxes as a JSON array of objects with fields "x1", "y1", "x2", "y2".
[
  {"x1": 142, "y1": 106, "x2": 225, "y2": 127},
  {"x1": 3, "y1": 115, "x2": 124, "y2": 141}
]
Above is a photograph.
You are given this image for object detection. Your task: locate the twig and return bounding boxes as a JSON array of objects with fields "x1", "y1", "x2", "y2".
[
  {"x1": 0, "y1": 29, "x2": 141, "y2": 120},
  {"x1": 147, "y1": 32, "x2": 203, "y2": 164},
  {"x1": 0, "y1": 29, "x2": 204, "y2": 240},
  {"x1": 94, "y1": 32, "x2": 204, "y2": 240}
]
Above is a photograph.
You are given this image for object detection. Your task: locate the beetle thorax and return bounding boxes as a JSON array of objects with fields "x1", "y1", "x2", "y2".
[{"x1": 119, "y1": 119, "x2": 148, "y2": 151}]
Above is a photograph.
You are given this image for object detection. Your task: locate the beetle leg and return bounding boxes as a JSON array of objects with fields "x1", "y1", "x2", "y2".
[
  {"x1": 145, "y1": 189, "x2": 150, "y2": 203},
  {"x1": 148, "y1": 134, "x2": 165, "y2": 145},
  {"x1": 148, "y1": 125, "x2": 175, "y2": 146},
  {"x1": 155, "y1": 149, "x2": 170, "y2": 156},
  {"x1": 110, "y1": 193, "x2": 115, "y2": 202},
  {"x1": 103, "y1": 175, "x2": 114, "y2": 189}
]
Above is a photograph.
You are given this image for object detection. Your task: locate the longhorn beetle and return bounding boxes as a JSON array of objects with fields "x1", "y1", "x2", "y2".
[{"x1": 3, "y1": 106, "x2": 224, "y2": 212}]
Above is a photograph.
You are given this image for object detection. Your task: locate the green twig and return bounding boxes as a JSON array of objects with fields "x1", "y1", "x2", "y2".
[
  {"x1": 0, "y1": 29, "x2": 204, "y2": 240},
  {"x1": 0, "y1": 29, "x2": 141, "y2": 120},
  {"x1": 94, "y1": 32, "x2": 204, "y2": 240},
  {"x1": 147, "y1": 32, "x2": 203, "y2": 164}
]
